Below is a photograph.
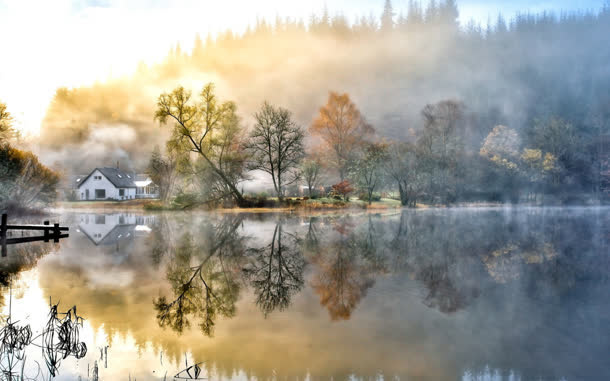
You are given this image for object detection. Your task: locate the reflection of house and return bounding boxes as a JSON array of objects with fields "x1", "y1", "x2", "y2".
[
  {"x1": 77, "y1": 213, "x2": 154, "y2": 246},
  {"x1": 75, "y1": 167, "x2": 159, "y2": 201}
]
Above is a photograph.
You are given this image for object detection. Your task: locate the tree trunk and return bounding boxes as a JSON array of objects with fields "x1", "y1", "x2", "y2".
[{"x1": 398, "y1": 182, "x2": 409, "y2": 207}]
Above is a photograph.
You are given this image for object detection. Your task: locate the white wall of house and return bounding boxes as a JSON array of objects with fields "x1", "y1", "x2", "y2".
[
  {"x1": 77, "y1": 169, "x2": 136, "y2": 201},
  {"x1": 135, "y1": 178, "x2": 159, "y2": 199}
]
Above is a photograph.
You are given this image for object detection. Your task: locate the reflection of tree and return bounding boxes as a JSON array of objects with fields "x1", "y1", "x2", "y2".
[
  {"x1": 303, "y1": 217, "x2": 320, "y2": 252},
  {"x1": 242, "y1": 222, "x2": 306, "y2": 316},
  {"x1": 387, "y1": 211, "x2": 481, "y2": 314},
  {"x1": 153, "y1": 216, "x2": 245, "y2": 336},
  {"x1": 416, "y1": 264, "x2": 468, "y2": 313},
  {"x1": 309, "y1": 219, "x2": 381, "y2": 321},
  {"x1": 482, "y1": 242, "x2": 558, "y2": 284}
]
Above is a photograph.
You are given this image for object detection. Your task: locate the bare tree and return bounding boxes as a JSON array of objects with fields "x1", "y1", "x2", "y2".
[
  {"x1": 301, "y1": 158, "x2": 323, "y2": 197},
  {"x1": 385, "y1": 142, "x2": 418, "y2": 207},
  {"x1": 147, "y1": 145, "x2": 180, "y2": 202},
  {"x1": 352, "y1": 142, "x2": 389, "y2": 205},
  {"x1": 247, "y1": 102, "x2": 305, "y2": 200},
  {"x1": 418, "y1": 100, "x2": 465, "y2": 203},
  {"x1": 242, "y1": 221, "x2": 306, "y2": 316}
]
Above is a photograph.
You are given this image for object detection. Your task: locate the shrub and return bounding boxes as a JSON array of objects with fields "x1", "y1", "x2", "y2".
[
  {"x1": 330, "y1": 180, "x2": 353, "y2": 201},
  {"x1": 358, "y1": 192, "x2": 381, "y2": 202},
  {"x1": 0, "y1": 143, "x2": 60, "y2": 212},
  {"x1": 171, "y1": 191, "x2": 200, "y2": 209}
]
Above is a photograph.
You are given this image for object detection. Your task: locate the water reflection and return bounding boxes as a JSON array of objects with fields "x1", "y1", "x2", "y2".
[
  {"x1": 0, "y1": 208, "x2": 607, "y2": 380},
  {"x1": 307, "y1": 217, "x2": 383, "y2": 320},
  {"x1": 154, "y1": 216, "x2": 243, "y2": 336},
  {"x1": 243, "y1": 221, "x2": 305, "y2": 317}
]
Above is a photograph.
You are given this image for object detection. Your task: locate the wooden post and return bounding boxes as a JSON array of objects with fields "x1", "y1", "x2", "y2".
[
  {"x1": 53, "y1": 223, "x2": 60, "y2": 243},
  {"x1": 1, "y1": 214, "x2": 7, "y2": 258},
  {"x1": 43, "y1": 221, "x2": 50, "y2": 242}
]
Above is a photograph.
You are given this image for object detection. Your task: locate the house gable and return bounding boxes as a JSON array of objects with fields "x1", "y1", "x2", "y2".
[{"x1": 77, "y1": 169, "x2": 137, "y2": 200}]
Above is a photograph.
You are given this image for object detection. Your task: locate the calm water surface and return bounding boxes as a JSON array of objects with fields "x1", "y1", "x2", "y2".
[{"x1": 1, "y1": 207, "x2": 609, "y2": 380}]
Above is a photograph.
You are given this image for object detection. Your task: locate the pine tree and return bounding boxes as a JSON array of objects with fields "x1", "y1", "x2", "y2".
[
  {"x1": 407, "y1": 0, "x2": 423, "y2": 25},
  {"x1": 193, "y1": 33, "x2": 204, "y2": 59},
  {"x1": 425, "y1": 0, "x2": 438, "y2": 24},
  {"x1": 496, "y1": 13, "x2": 508, "y2": 34},
  {"x1": 381, "y1": 0, "x2": 395, "y2": 32},
  {"x1": 439, "y1": 0, "x2": 459, "y2": 27}
]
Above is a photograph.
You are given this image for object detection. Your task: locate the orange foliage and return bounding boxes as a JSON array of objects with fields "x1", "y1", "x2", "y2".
[{"x1": 310, "y1": 92, "x2": 374, "y2": 180}]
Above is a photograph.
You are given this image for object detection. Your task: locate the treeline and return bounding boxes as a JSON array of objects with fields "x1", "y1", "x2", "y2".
[
  {"x1": 38, "y1": 1, "x2": 610, "y2": 200},
  {"x1": 0, "y1": 103, "x2": 60, "y2": 214},
  {"x1": 151, "y1": 84, "x2": 593, "y2": 207}
]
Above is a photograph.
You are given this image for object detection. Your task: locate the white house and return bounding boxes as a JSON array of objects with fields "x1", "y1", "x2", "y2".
[{"x1": 75, "y1": 167, "x2": 159, "y2": 201}]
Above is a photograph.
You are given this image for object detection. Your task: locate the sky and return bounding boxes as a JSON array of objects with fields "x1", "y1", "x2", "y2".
[{"x1": 0, "y1": 0, "x2": 606, "y2": 135}]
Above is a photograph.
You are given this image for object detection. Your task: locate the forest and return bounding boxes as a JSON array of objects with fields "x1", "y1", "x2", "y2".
[{"x1": 2, "y1": 0, "x2": 610, "y2": 211}]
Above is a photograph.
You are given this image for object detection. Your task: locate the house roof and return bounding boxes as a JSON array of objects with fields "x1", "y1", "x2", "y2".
[
  {"x1": 71, "y1": 175, "x2": 87, "y2": 189},
  {"x1": 78, "y1": 167, "x2": 137, "y2": 188}
]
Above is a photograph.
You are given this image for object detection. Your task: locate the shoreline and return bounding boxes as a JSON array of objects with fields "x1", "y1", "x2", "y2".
[{"x1": 44, "y1": 199, "x2": 610, "y2": 215}]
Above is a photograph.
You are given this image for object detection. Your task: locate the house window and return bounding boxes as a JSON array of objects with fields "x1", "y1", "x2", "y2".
[
  {"x1": 95, "y1": 215, "x2": 106, "y2": 224},
  {"x1": 95, "y1": 189, "x2": 106, "y2": 199},
  {"x1": 119, "y1": 189, "x2": 125, "y2": 197}
]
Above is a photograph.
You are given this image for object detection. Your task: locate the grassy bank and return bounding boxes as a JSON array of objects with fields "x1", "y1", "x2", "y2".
[{"x1": 56, "y1": 197, "x2": 403, "y2": 213}]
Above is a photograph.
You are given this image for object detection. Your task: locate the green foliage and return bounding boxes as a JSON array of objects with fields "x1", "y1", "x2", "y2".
[
  {"x1": 0, "y1": 103, "x2": 17, "y2": 143},
  {"x1": 153, "y1": 217, "x2": 244, "y2": 336},
  {"x1": 155, "y1": 83, "x2": 247, "y2": 204},
  {"x1": 170, "y1": 191, "x2": 200, "y2": 210},
  {"x1": 358, "y1": 192, "x2": 382, "y2": 202}
]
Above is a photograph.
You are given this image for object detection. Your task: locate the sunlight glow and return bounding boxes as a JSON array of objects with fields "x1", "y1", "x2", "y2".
[{"x1": 0, "y1": 0, "x2": 605, "y2": 135}]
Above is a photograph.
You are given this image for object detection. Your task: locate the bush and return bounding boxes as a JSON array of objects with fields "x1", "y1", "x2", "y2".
[
  {"x1": 330, "y1": 180, "x2": 353, "y2": 201},
  {"x1": 171, "y1": 192, "x2": 200, "y2": 209},
  {"x1": 358, "y1": 192, "x2": 381, "y2": 202},
  {"x1": 0, "y1": 143, "x2": 60, "y2": 212}
]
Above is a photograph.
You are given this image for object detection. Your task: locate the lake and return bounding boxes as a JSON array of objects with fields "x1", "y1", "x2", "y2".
[{"x1": 1, "y1": 207, "x2": 609, "y2": 380}]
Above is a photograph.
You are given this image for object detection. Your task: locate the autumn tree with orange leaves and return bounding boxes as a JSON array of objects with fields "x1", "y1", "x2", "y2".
[{"x1": 310, "y1": 92, "x2": 374, "y2": 181}]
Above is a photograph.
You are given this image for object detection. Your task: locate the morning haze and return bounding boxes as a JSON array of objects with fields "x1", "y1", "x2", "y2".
[{"x1": 0, "y1": 1, "x2": 608, "y2": 380}]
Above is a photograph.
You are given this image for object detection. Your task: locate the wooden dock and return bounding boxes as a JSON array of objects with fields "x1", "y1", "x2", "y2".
[{"x1": 1, "y1": 214, "x2": 69, "y2": 257}]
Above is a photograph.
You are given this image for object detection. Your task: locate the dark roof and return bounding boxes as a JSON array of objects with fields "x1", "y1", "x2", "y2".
[
  {"x1": 78, "y1": 167, "x2": 136, "y2": 188},
  {"x1": 72, "y1": 175, "x2": 87, "y2": 189}
]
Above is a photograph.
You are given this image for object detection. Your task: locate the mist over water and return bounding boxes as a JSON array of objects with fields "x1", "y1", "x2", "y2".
[{"x1": 0, "y1": 207, "x2": 608, "y2": 380}]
